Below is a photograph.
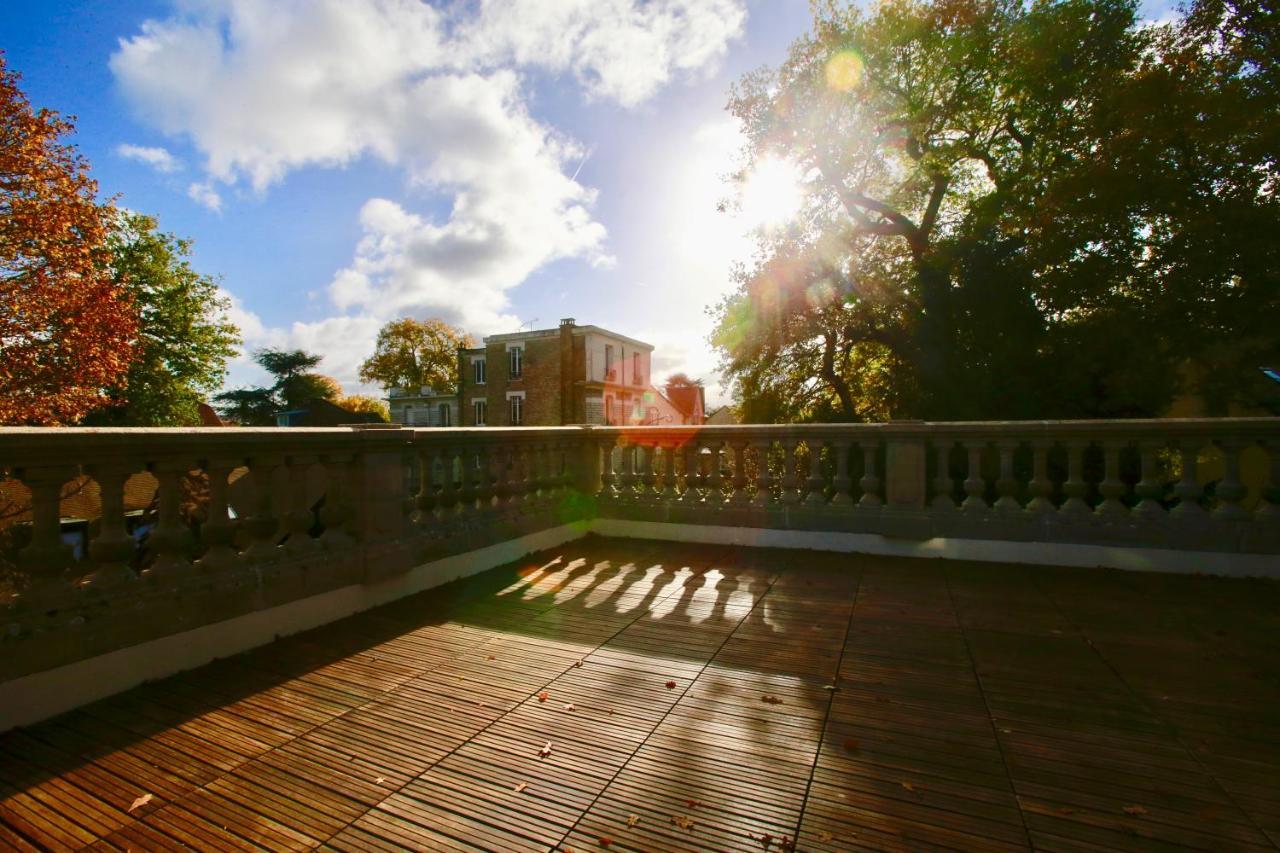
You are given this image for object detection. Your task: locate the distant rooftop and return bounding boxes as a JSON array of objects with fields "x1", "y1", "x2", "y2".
[{"x1": 470, "y1": 318, "x2": 654, "y2": 351}]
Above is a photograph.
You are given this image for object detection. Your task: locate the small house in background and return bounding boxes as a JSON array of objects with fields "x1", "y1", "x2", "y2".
[
  {"x1": 388, "y1": 388, "x2": 459, "y2": 427},
  {"x1": 705, "y1": 405, "x2": 738, "y2": 425}
]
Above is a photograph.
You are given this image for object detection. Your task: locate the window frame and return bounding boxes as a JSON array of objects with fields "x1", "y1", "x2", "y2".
[
  {"x1": 473, "y1": 399, "x2": 487, "y2": 426},
  {"x1": 473, "y1": 358, "x2": 486, "y2": 385},
  {"x1": 509, "y1": 346, "x2": 523, "y2": 379},
  {"x1": 509, "y1": 394, "x2": 524, "y2": 425}
]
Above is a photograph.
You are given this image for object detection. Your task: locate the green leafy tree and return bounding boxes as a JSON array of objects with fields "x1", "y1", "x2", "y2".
[
  {"x1": 85, "y1": 211, "x2": 241, "y2": 425},
  {"x1": 214, "y1": 349, "x2": 340, "y2": 424},
  {"x1": 713, "y1": 0, "x2": 1280, "y2": 421},
  {"x1": 358, "y1": 317, "x2": 474, "y2": 392}
]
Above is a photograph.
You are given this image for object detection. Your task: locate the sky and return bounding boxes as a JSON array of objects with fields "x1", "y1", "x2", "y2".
[
  {"x1": 3, "y1": 0, "x2": 1177, "y2": 408},
  {"x1": 2, "y1": 0, "x2": 825, "y2": 407}
]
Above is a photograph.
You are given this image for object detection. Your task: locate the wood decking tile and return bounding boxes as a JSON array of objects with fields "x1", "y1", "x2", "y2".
[{"x1": 2, "y1": 538, "x2": 1277, "y2": 851}]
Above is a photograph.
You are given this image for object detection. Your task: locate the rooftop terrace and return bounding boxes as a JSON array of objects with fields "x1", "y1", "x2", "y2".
[{"x1": 3, "y1": 536, "x2": 1278, "y2": 851}]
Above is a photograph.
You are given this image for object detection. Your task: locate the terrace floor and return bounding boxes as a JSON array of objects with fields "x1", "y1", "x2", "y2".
[{"x1": 2, "y1": 537, "x2": 1280, "y2": 852}]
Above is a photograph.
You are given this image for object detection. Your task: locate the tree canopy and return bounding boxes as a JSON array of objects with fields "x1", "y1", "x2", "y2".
[
  {"x1": 214, "y1": 348, "x2": 341, "y2": 424},
  {"x1": 358, "y1": 317, "x2": 474, "y2": 393},
  {"x1": 0, "y1": 54, "x2": 137, "y2": 424},
  {"x1": 712, "y1": 0, "x2": 1280, "y2": 422},
  {"x1": 84, "y1": 211, "x2": 241, "y2": 426}
]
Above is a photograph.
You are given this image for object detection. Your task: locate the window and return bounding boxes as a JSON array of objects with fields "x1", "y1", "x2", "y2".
[
  {"x1": 604, "y1": 345, "x2": 615, "y2": 380},
  {"x1": 473, "y1": 359, "x2": 486, "y2": 385},
  {"x1": 473, "y1": 400, "x2": 486, "y2": 426},
  {"x1": 632, "y1": 352, "x2": 642, "y2": 385},
  {"x1": 509, "y1": 346, "x2": 523, "y2": 378},
  {"x1": 509, "y1": 394, "x2": 524, "y2": 425},
  {"x1": 438, "y1": 403, "x2": 450, "y2": 427}
]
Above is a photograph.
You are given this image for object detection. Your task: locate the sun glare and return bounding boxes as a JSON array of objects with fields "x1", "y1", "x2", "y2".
[{"x1": 739, "y1": 157, "x2": 804, "y2": 229}]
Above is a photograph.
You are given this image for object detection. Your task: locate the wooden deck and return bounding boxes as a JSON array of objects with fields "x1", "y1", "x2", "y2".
[{"x1": 2, "y1": 537, "x2": 1279, "y2": 851}]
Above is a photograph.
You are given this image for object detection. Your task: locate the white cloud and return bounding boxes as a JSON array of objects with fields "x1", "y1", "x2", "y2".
[
  {"x1": 186, "y1": 181, "x2": 223, "y2": 212},
  {"x1": 116, "y1": 143, "x2": 181, "y2": 172},
  {"x1": 110, "y1": 0, "x2": 746, "y2": 390}
]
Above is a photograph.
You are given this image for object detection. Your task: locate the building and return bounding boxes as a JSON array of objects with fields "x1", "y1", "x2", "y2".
[
  {"x1": 274, "y1": 397, "x2": 384, "y2": 427},
  {"x1": 388, "y1": 387, "x2": 459, "y2": 427},
  {"x1": 454, "y1": 318, "x2": 703, "y2": 427}
]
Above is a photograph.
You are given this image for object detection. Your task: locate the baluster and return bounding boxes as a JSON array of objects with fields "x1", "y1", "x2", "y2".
[
  {"x1": 961, "y1": 442, "x2": 987, "y2": 511},
  {"x1": 144, "y1": 459, "x2": 195, "y2": 579},
  {"x1": 659, "y1": 443, "x2": 679, "y2": 501},
  {"x1": 679, "y1": 442, "x2": 699, "y2": 502},
  {"x1": 830, "y1": 441, "x2": 853, "y2": 506},
  {"x1": 705, "y1": 441, "x2": 725, "y2": 504},
  {"x1": 859, "y1": 442, "x2": 882, "y2": 508},
  {"x1": 1059, "y1": 440, "x2": 1092, "y2": 518},
  {"x1": 16, "y1": 465, "x2": 75, "y2": 575},
  {"x1": 640, "y1": 443, "x2": 657, "y2": 500},
  {"x1": 1256, "y1": 439, "x2": 1280, "y2": 522},
  {"x1": 803, "y1": 440, "x2": 827, "y2": 507},
  {"x1": 1095, "y1": 440, "x2": 1129, "y2": 518},
  {"x1": 1212, "y1": 439, "x2": 1249, "y2": 522},
  {"x1": 729, "y1": 440, "x2": 751, "y2": 504},
  {"x1": 195, "y1": 457, "x2": 242, "y2": 570},
  {"x1": 438, "y1": 447, "x2": 460, "y2": 516},
  {"x1": 413, "y1": 445, "x2": 437, "y2": 524},
  {"x1": 82, "y1": 462, "x2": 138, "y2": 587},
  {"x1": 458, "y1": 445, "x2": 479, "y2": 514},
  {"x1": 319, "y1": 452, "x2": 356, "y2": 549},
  {"x1": 931, "y1": 442, "x2": 955, "y2": 510},
  {"x1": 508, "y1": 442, "x2": 529, "y2": 507},
  {"x1": 618, "y1": 442, "x2": 637, "y2": 501},
  {"x1": 994, "y1": 441, "x2": 1022, "y2": 513},
  {"x1": 780, "y1": 440, "x2": 802, "y2": 504},
  {"x1": 751, "y1": 439, "x2": 774, "y2": 506},
  {"x1": 282, "y1": 455, "x2": 320, "y2": 555},
  {"x1": 1170, "y1": 439, "x2": 1206, "y2": 520},
  {"x1": 243, "y1": 455, "x2": 284, "y2": 560},
  {"x1": 598, "y1": 438, "x2": 617, "y2": 500},
  {"x1": 1025, "y1": 441, "x2": 1055, "y2": 514},
  {"x1": 493, "y1": 444, "x2": 513, "y2": 509},
  {"x1": 1132, "y1": 441, "x2": 1167, "y2": 521},
  {"x1": 475, "y1": 445, "x2": 494, "y2": 511}
]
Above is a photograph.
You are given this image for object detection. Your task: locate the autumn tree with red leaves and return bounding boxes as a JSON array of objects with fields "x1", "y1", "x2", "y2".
[{"x1": 0, "y1": 54, "x2": 136, "y2": 424}]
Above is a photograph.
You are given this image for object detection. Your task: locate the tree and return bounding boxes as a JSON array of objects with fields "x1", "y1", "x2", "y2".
[
  {"x1": 358, "y1": 317, "x2": 474, "y2": 392},
  {"x1": 213, "y1": 349, "x2": 339, "y2": 424},
  {"x1": 84, "y1": 211, "x2": 241, "y2": 426},
  {"x1": 713, "y1": 0, "x2": 1279, "y2": 421},
  {"x1": 338, "y1": 395, "x2": 390, "y2": 422},
  {"x1": 0, "y1": 54, "x2": 137, "y2": 424}
]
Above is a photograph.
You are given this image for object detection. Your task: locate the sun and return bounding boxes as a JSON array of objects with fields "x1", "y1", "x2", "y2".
[{"x1": 738, "y1": 157, "x2": 804, "y2": 229}]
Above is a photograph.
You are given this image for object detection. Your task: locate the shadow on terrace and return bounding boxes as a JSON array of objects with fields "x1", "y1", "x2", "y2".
[{"x1": 2, "y1": 535, "x2": 1279, "y2": 851}]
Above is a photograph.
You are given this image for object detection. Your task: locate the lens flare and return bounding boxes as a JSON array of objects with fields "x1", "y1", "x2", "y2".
[
  {"x1": 825, "y1": 50, "x2": 864, "y2": 92},
  {"x1": 739, "y1": 157, "x2": 803, "y2": 229}
]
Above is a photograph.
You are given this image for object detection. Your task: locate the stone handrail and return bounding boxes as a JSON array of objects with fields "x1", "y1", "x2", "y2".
[{"x1": 1, "y1": 418, "x2": 1277, "y2": 686}]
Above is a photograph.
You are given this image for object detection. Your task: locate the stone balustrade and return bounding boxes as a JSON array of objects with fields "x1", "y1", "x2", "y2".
[{"x1": 1, "y1": 418, "x2": 1277, "y2": 692}]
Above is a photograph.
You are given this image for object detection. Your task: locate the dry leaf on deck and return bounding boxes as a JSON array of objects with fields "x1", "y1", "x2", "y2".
[
  {"x1": 598, "y1": 838, "x2": 612, "y2": 848},
  {"x1": 901, "y1": 781, "x2": 917, "y2": 793},
  {"x1": 761, "y1": 694, "x2": 783, "y2": 705},
  {"x1": 515, "y1": 782, "x2": 529, "y2": 793},
  {"x1": 842, "y1": 738, "x2": 859, "y2": 753},
  {"x1": 374, "y1": 777, "x2": 386, "y2": 785},
  {"x1": 1123, "y1": 805, "x2": 1148, "y2": 816},
  {"x1": 817, "y1": 830, "x2": 834, "y2": 842},
  {"x1": 538, "y1": 691, "x2": 550, "y2": 702},
  {"x1": 539, "y1": 741, "x2": 553, "y2": 758},
  {"x1": 665, "y1": 680, "x2": 677, "y2": 689},
  {"x1": 574, "y1": 659, "x2": 584, "y2": 668},
  {"x1": 128, "y1": 793, "x2": 153, "y2": 813},
  {"x1": 563, "y1": 702, "x2": 576, "y2": 711},
  {"x1": 686, "y1": 799, "x2": 702, "y2": 809},
  {"x1": 626, "y1": 814, "x2": 640, "y2": 828},
  {"x1": 672, "y1": 814, "x2": 695, "y2": 830}
]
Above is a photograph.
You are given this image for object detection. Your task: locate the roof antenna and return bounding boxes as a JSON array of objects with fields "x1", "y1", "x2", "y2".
[{"x1": 520, "y1": 317, "x2": 539, "y2": 332}]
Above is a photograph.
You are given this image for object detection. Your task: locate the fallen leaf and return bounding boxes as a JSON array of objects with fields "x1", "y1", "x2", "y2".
[
  {"x1": 1057, "y1": 806, "x2": 1076, "y2": 815},
  {"x1": 563, "y1": 702, "x2": 576, "y2": 712},
  {"x1": 374, "y1": 777, "x2": 387, "y2": 785},
  {"x1": 598, "y1": 838, "x2": 612, "y2": 848},
  {"x1": 574, "y1": 659, "x2": 584, "y2": 668},
  {"x1": 761, "y1": 694, "x2": 783, "y2": 705},
  {"x1": 626, "y1": 814, "x2": 640, "y2": 828},
  {"x1": 538, "y1": 741, "x2": 553, "y2": 758},
  {"x1": 686, "y1": 799, "x2": 702, "y2": 809},
  {"x1": 842, "y1": 738, "x2": 860, "y2": 753},
  {"x1": 665, "y1": 680, "x2": 677, "y2": 689},
  {"x1": 901, "y1": 781, "x2": 918, "y2": 793},
  {"x1": 607, "y1": 708, "x2": 614, "y2": 715},
  {"x1": 817, "y1": 830, "x2": 834, "y2": 842},
  {"x1": 538, "y1": 691, "x2": 550, "y2": 702},
  {"x1": 514, "y1": 782, "x2": 528, "y2": 793},
  {"x1": 823, "y1": 684, "x2": 839, "y2": 692},
  {"x1": 487, "y1": 655, "x2": 495, "y2": 661},
  {"x1": 671, "y1": 814, "x2": 695, "y2": 830},
  {"x1": 128, "y1": 793, "x2": 153, "y2": 813},
  {"x1": 1123, "y1": 805, "x2": 1148, "y2": 816}
]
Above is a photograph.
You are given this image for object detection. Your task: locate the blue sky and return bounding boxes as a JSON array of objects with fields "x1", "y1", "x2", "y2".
[
  {"x1": 2, "y1": 0, "x2": 823, "y2": 405},
  {"x1": 3, "y1": 0, "x2": 1176, "y2": 406}
]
